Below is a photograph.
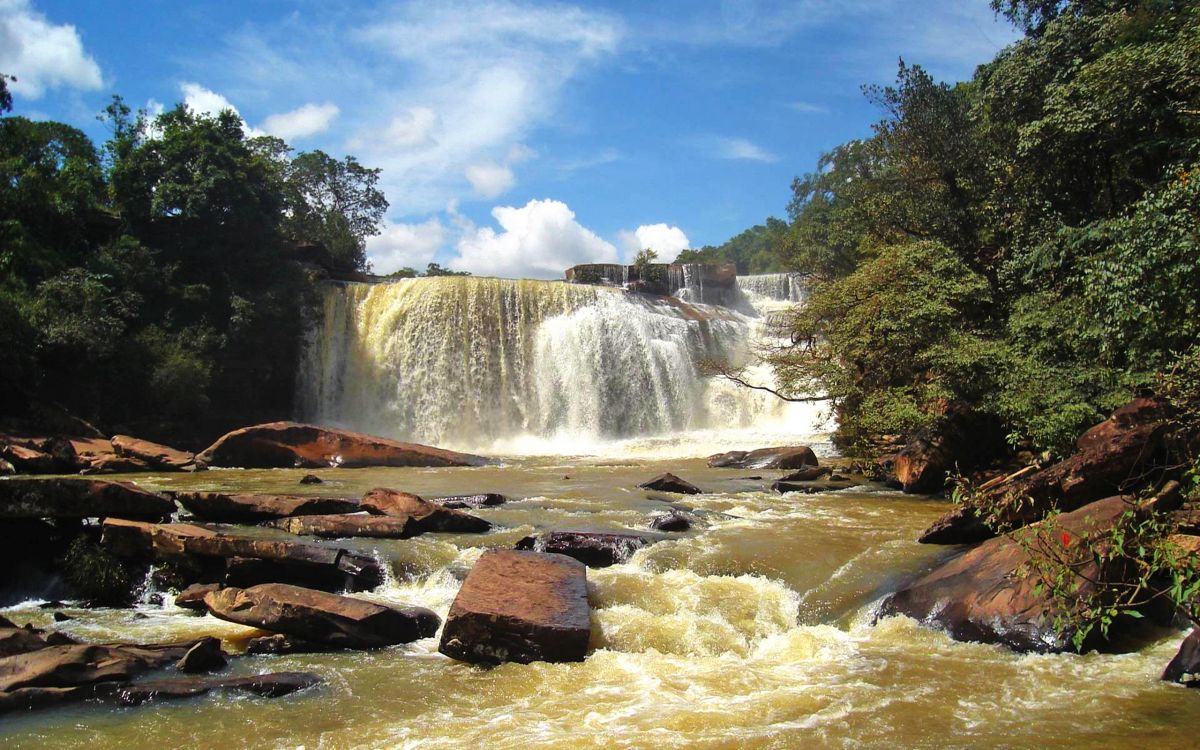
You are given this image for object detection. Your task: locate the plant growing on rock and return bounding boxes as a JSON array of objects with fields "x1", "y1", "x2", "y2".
[{"x1": 60, "y1": 534, "x2": 138, "y2": 605}]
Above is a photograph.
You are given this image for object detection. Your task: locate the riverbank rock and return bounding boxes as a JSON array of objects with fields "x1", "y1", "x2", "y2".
[
  {"x1": 0, "y1": 437, "x2": 82, "y2": 474},
  {"x1": 175, "y1": 583, "x2": 222, "y2": 611},
  {"x1": 515, "y1": 531, "x2": 653, "y2": 568},
  {"x1": 432, "y1": 493, "x2": 509, "y2": 509},
  {"x1": 919, "y1": 400, "x2": 1170, "y2": 544},
  {"x1": 1, "y1": 622, "x2": 76, "y2": 658},
  {"x1": 111, "y1": 435, "x2": 202, "y2": 472},
  {"x1": 880, "y1": 496, "x2": 1142, "y2": 652},
  {"x1": 0, "y1": 478, "x2": 173, "y2": 521},
  {"x1": 893, "y1": 437, "x2": 949, "y2": 494},
  {"x1": 176, "y1": 492, "x2": 360, "y2": 523},
  {"x1": 1162, "y1": 628, "x2": 1200, "y2": 686},
  {"x1": 637, "y1": 473, "x2": 701, "y2": 494},
  {"x1": 360, "y1": 488, "x2": 492, "y2": 533},
  {"x1": 203, "y1": 584, "x2": 439, "y2": 648},
  {"x1": 707, "y1": 446, "x2": 818, "y2": 470},
  {"x1": 439, "y1": 550, "x2": 590, "y2": 665},
  {"x1": 102, "y1": 519, "x2": 384, "y2": 592},
  {"x1": 265, "y1": 513, "x2": 421, "y2": 539},
  {"x1": 198, "y1": 422, "x2": 489, "y2": 469}
]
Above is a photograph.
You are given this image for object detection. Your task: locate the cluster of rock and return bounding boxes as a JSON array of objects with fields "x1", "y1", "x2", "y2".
[{"x1": 877, "y1": 398, "x2": 1200, "y2": 685}]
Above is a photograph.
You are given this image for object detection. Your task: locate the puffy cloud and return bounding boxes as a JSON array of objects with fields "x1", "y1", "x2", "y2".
[
  {"x1": 465, "y1": 162, "x2": 515, "y2": 199},
  {"x1": 261, "y1": 102, "x2": 339, "y2": 141},
  {"x1": 366, "y1": 217, "x2": 447, "y2": 274},
  {"x1": 377, "y1": 106, "x2": 439, "y2": 149},
  {"x1": 0, "y1": 0, "x2": 103, "y2": 99},
  {"x1": 712, "y1": 136, "x2": 778, "y2": 163},
  {"x1": 450, "y1": 199, "x2": 618, "y2": 279},
  {"x1": 618, "y1": 223, "x2": 690, "y2": 261}
]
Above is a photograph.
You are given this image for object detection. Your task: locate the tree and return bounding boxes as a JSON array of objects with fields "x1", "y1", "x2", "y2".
[
  {"x1": 633, "y1": 247, "x2": 658, "y2": 271},
  {"x1": 281, "y1": 150, "x2": 388, "y2": 272},
  {"x1": 0, "y1": 73, "x2": 14, "y2": 113},
  {"x1": 422, "y1": 262, "x2": 470, "y2": 277}
]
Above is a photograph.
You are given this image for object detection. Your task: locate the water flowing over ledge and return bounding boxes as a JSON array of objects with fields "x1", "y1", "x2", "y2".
[{"x1": 296, "y1": 276, "x2": 829, "y2": 457}]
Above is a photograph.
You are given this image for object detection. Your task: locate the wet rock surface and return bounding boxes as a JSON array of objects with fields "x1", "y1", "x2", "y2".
[
  {"x1": 204, "y1": 583, "x2": 440, "y2": 648},
  {"x1": 360, "y1": 488, "x2": 492, "y2": 533},
  {"x1": 439, "y1": 550, "x2": 590, "y2": 665},
  {"x1": 198, "y1": 421, "x2": 489, "y2": 469},
  {"x1": 0, "y1": 478, "x2": 173, "y2": 520},
  {"x1": 637, "y1": 472, "x2": 701, "y2": 495},
  {"x1": 431, "y1": 493, "x2": 509, "y2": 509},
  {"x1": 707, "y1": 446, "x2": 818, "y2": 470},
  {"x1": 515, "y1": 531, "x2": 654, "y2": 568},
  {"x1": 111, "y1": 435, "x2": 201, "y2": 472},
  {"x1": 265, "y1": 513, "x2": 422, "y2": 539},
  {"x1": 1162, "y1": 628, "x2": 1200, "y2": 686},
  {"x1": 177, "y1": 491, "x2": 360, "y2": 523}
]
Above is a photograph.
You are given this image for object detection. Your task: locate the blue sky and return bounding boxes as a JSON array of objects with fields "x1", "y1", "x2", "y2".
[{"x1": 1, "y1": 0, "x2": 1020, "y2": 278}]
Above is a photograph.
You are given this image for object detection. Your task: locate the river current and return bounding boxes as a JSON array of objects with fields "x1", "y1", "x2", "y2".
[{"x1": 1, "y1": 275, "x2": 1195, "y2": 747}]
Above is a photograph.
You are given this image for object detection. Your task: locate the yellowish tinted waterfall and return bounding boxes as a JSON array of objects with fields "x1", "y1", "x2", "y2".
[
  {"x1": 297, "y1": 276, "x2": 824, "y2": 454},
  {"x1": 736, "y1": 272, "x2": 807, "y2": 303}
]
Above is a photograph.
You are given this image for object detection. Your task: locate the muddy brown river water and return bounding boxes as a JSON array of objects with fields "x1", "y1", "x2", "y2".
[{"x1": 1, "y1": 457, "x2": 1196, "y2": 749}]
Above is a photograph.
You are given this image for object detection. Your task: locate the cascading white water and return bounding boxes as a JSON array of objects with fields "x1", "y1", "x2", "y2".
[
  {"x1": 736, "y1": 272, "x2": 807, "y2": 303},
  {"x1": 297, "y1": 275, "x2": 828, "y2": 455}
]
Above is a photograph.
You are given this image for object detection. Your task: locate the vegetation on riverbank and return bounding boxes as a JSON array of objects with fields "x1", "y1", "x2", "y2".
[{"x1": 0, "y1": 93, "x2": 385, "y2": 443}]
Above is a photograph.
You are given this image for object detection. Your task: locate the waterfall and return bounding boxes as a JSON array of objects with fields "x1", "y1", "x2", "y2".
[
  {"x1": 735, "y1": 273, "x2": 806, "y2": 303},
  {"x1": 297, "y1": 276, "x2": 827, "y2": 454}
]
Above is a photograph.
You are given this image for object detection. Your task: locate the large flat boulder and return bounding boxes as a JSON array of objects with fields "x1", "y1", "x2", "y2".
[
  {"x1": 439, "y1": 549, "x2": 590, "y2": 665},
  {"x1": 101, "y1": 519, "x2": 384, "y2": 592},
  {"x1": 176, "y1": 492, "x2": 360, "y2": 523},
  {"x1": 880, "y1": 496, "x2": 1141, "y2": 652},
  {"x1": 99, "y1": 672, "x2": 323, "y2": 705},
  {"x1": 265, "y1": 514, "x2": 421, "y2": 539},
  {"x1": 111, "y1": 435, "x2": 203, "y2": 472},
  {"x1": 515, "y1": 531, "x2": 654, "y2": 568},
  {"x1": 0, "y1": 642, "x2": 192, "y2": 694},
  {"x1": 197, "y1": 422, "x2": 489, "y2": 469},
  {"x1": 203, "y1": 583, "x2": 439, "y2": 648},
  {"x1": 707, "y1": 446, "x2": 818, "y2": 470},
  {"x1": 0, "y1": 478, "x2": 173, "y2": 521},
  {"x1": 360, "y1": 488, "x2": 492, "y2": 533},
  {"x1": 920, "y1": 405, "x2": 1168, "y2": 544}
]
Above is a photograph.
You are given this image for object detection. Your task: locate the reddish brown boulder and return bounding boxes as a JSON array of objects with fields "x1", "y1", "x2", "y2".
[
  {"x1": 1077, "y1": 397, "x2": 1171, "y2": 453},
  {"x1": 80, "y1": 454, "x2": 153, "y2": 474},
  {"x1": 0, "y1": 478, "x2": 173, "y2": 520},
  {"x1": 265, "y1": 514, "x2": 421, "y2": 539},
  {"x1": 707, "y1": 446, "x2": 818, "y2": 470},
  {"x1": 197, "y1": 421, "x2": 489, "y2": 469},
  {"x1": 0, "y1": 641, "x2": 193, "y2": 694},
  {"x1": 893, "y1": 437, "x2": 949, "y2": 493},
  {"x1": 203, "y1": 583, "x2": 439, "y2": 648},
  {"x1": 0, "y1": 623, "x2": 76, "y2": 658},
  {"x1": 777, "y1": 465, "x2": 831, "y2": 482},
  {"x1": 99, "y1": 672, "x2": 323, "y2": 705},
  {"x1": 102, "y1": 519, "x2": 384, "y2": 592},
  {"x1": 175, "y1": 583, "x2": 222, "y2": 611},
  {"x1": 637, "y1": 472, "x2": 701, "y2": 495},
  {"x1": 176, "y1": 492, "x2": 359, "y2": 523},
  {"x1": 515, "y1": 531, "x2": 654, "y2": 568},
  {"x1": 881, "y1": 496, "x2": 1142, "y2": 652},
  {"x1": 920, "y1": 402, "x2": 1169, "y2": 544},
  {"x1": 0, "y1": 444, "x2": 58, "y2": 473},
  {"x1": 438, "y1": 550, "x2": 590, "y2": 665},
  {"x1": 111, "y1": 435, "x2": 202, "y2": 472},
  {"x1": 360, "y1": 488, "x2": 492, "y2": 533},
  {"x1": 175, "y1": 636, "x2": 226, "y2": 673}
]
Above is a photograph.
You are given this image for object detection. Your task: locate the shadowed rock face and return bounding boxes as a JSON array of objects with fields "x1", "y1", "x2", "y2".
[
  {"x1": 360, "y1": 488, "x2": 492, "y2": 533},
  {"x1": 439, "y1": 549, "x2": 590, "y2": 666},
  {"x1": 111, "y1": 435, "x2": 200, "y2": 472},
  {"x1": 203, "y1": 584, "x2": 440, "y2": 648},
  {"x1": 97, "y1": 672, "x2": 323, "y2": 705},
  {"x1": 880, "y1": 496, "x2": 1141, "y2": 653},
  {"x1": 176, "y1": 492, "x2": 360, "y2": 523},
  {"x1": 637, "y1": 473, "x2": 701, "y2": 495},
  {"x1": 707, "y1": 446, "x2": 818, "y2": 470},
  {"x1": 101, "y1": 519, "x2": 384, "y2": 592},
  {"x1": 0, "y1": 478, "x2": 173, "y2": 521},
  {"x1": 515, "y1": 531, "x2": 654, "y2": 568},
  {"x1": 0, "y1": 642, "x2": 193, "y2": 695},
  {"x1": 1162, "y1": 628, "x2": 1200, "y2": 686},
  {"x1": 197, "y1": 421, "x2": 489, "y2": 469},
  {"x1": 920, "y1": 400, "x2": 1169, "y2": 545}
]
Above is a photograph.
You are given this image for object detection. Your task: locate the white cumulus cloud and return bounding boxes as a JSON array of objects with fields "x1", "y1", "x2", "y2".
[
  {"x1": 366, "y1": 217, "x2": 447, "y2": 274},
  {"x1": 450, "y1": 199, "x2": 618, "y2": 279},
  {"x1": 618, "y1": 223, "x2": 690, "y2": 261},
  {"x1": 261, "y1": 102, "x2": 339, "y2": 141},
  {"x1": 713, "y1": 136, "x2": 778, "y2": 163},
  {"x1": 0, "y1": 0, "x2": 103, "y2": 99}
]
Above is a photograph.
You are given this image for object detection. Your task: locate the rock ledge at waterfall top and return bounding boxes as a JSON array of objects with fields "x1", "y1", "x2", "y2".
[{"x1": 197, "y1": 422, "x2": 490, "y2": 469}]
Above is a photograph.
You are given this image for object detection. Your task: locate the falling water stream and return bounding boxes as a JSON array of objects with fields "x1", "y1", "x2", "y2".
[{"x1": 2, "y1": 276, "x2": 1195, "y2": 748}]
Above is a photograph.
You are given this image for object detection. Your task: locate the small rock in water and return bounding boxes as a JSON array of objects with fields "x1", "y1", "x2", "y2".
[
  {"x1": 432, "y1": 493, "x2": 508, "y2": 509},
  {"x1": 245, "y1": 633, "x2": 339, "y2": 656},
  {"x1": 637, "y1": 472, "x2": 702, "y2": 495},
  {"x1": 649, "y1": 513, "x2": 691, "y2": 532},
  {"x1": 38, "y1": 601, "x2": 66, "y2": 610},
  {"x1": 299, "y1": 474, "x2": 324, "y2": 485},
  {"x1": 777, "y1": 465, "x2": 831, "y2": 482},
  {"x1": 515, "y1": 531, "x2": 654, "y2": 568},
  {"x1": 176, "y1": 636, "x2": 227, "y2": 674},
  {"x1": 51, "y1": 612, "x2": 72, "y2": 623}
]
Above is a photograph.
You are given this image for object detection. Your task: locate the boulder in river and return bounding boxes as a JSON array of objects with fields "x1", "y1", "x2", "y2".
[
  {"x1": 98, "y1": 672, "x2": 323, "y2": 706},
  {"x1": 176, "y1": 491, "x2": 360, "y2": 523},
  {"x1": 111, "y1": 435, "x2": 203, "y2": 472},
  {"x1": 1162, "y1": 628, "x2": 1200, "y2": 686},
  {"x1": 515, "y1": 531, "x2": 653, "y2": 568},
  {"x1": 203, "y1": 583, "x2": 440, "y2": 648},
  {"x1": 777, "y1": 465, "x2": 831, "y2": 482},
  {"x1": 197, "y1": 421, "x2": 489, "y2": 469},
  {"x1": 174, "y1": 583, "x2": 222, "y2": 611},
  {"x1": 707, "y1": 446, "x2": 818, "y2": 470},
  {"x1": 265, "y1": 513, "x2": 421, "y2": 539},
  {"x1": 0, "y1": 641, "x2": 193, "y2": 696},
  {"x1": 0, "y1": 478, "x2": 173, "y2": 521},
  {"x1": 919, "y1": 399, "x2": 1170, "y2": 544},
  {"x1": 649, "y1": 512, "x2": 691, "y2": 532},
  {"x1": 360, "y1": 488, "x2": 492, "y2": 533},
  {"x1": 439, "y1": 549, "x2": 590, "y2": 665},
  {"x1": 102, "y1": 518, "x2": 384, "y2": 592},
  {"x1": 175, "y1": 636, "x2": 226, "y2": 673},
  {"x1": 637, "y1": 473, "x2": 701, "y2": 494},
  {"x1": 880, "y1": 496, "x2": 1146, "y2": 652},
  {"x1": 432, "y1": 493, "x2": 509, "y2": 509},
  {"x1": 892, "y1": 437, "x2": 948, "y2": 494},
  {"x1": 299, "y1": 474, "x2": 324, "y2": 485}
]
